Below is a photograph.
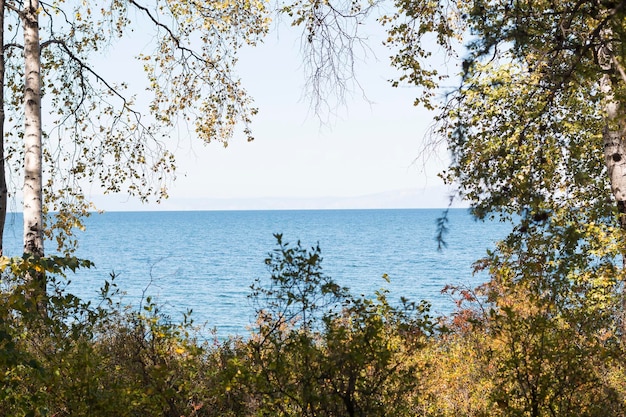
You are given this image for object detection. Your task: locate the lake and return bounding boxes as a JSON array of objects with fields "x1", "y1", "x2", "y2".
[{"x1": 2, "y1": 209, "x2": 509, "y2": 338}]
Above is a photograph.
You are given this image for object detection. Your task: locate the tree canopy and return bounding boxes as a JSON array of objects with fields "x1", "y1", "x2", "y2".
[
  {"x1": 384, "y1": 0, "x2": 626, "y2": 225},
  {"x1": 0, "y1": 0, "x2": 269, "y2": 258}
]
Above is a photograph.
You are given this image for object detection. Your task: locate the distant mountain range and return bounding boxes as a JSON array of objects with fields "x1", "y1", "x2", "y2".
[{"x1": 91, "y1": 187, "x2": 467, "y2": 211}]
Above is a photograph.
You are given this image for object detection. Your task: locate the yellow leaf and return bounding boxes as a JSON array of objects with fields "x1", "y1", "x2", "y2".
[{"x1": 0, "y1": 257, "x2": 10, "y2": 271}]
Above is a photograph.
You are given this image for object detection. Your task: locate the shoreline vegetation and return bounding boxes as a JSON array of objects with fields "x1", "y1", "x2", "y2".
[{"x1": 1, "y1": 234, "x2": 624, "y2": 416}]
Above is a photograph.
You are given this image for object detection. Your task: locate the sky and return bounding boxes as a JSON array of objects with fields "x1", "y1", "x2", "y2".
[{"x1": 91, "y1": 13, "x2": 458, "y2": 211}]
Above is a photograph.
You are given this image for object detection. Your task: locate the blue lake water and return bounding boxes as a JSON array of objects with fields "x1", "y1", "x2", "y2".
[{"x1": 2, "y1": 209, "x2": 510, "y2": 338}]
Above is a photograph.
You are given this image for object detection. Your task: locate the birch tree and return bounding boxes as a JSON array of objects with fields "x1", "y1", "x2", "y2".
[
  {"x1": 379, "y1": 0, "x2": 626, "y2": 236},
  {"x1": 0, "y1": 1, "x2": 268, "y2": 293},
  {"x1": 384, "y1": 0, "x2": 624, "y2": 299}
]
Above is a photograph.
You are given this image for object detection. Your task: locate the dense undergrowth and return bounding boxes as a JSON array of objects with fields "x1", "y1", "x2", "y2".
[{"x1": 1, "y1": 234, "x2": 625, "y2": 416}]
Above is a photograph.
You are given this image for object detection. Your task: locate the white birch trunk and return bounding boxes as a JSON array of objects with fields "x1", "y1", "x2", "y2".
[
  {"x1": 23, "y1": 0, "x2": 43, "y2": 260},
  {"x1": 0, "y1": 0, "x2": 7, "y2": 257},
  {"x1": 601, "y1": 74, "x2": 626, "y2": 230},
  {"x1": 22, "y1": 0, "x2": 45, "y2": 314},
  {"x1": 599, "y1": 36, "x2": 626, "y2": 338}
]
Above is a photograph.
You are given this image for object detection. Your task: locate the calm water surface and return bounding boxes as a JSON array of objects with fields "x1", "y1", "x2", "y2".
[{"x1": 2, "y1": 209, "x2": 509, "y2": 338}]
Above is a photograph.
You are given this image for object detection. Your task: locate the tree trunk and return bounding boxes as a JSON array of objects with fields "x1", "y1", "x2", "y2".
[
  {"x1": 601, "y1": 73, "x2": 626, "y2": 234},
  {"x1": 0, "y1": 0, "x2": 7, "y2": 257},
  {"x1": 603, "y1": 108, "x2": 626, "y2": 340},
  {"x1": 23, "y1": 0, "x2": 44, "y2": 296},
  {"x1": 600, "y1": 45, "x2": 626, "y2": 337}
]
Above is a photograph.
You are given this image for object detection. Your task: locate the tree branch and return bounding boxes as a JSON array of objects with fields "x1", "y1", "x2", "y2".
[
  {"x1": 4, "y1": 42, "x2": 22, "y2": 50},
  {"x1": 126, "y1": 0, "x2": 215, "y2": 69},
  {"x1": 40, "y1": 38, "x2": 138, "y2": 114}
]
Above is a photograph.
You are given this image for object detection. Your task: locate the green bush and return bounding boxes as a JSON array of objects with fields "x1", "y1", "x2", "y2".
[{"x1": 243, "y1": 234, "x2": 435, "y2": 416}]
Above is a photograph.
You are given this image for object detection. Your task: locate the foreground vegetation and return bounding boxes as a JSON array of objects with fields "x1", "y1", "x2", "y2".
[{"x1": 1, "y1": 233, "x2": 624, "y2": 417}]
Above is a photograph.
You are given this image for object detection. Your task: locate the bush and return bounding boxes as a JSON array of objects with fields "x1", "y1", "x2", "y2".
[{"x1": 243, "y1": 234, "x2": 435, "y2": 416}]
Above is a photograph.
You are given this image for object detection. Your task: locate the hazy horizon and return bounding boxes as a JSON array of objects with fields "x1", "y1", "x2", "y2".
[{"x1": 82, "y1": 186, "x2": 464, "y2": 212}]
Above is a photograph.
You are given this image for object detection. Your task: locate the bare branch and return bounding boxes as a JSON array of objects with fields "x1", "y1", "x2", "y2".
[
  {"x1": 4, "y1": 42, "x2": 22, "y2": 50},
  {"x1": 287, "y1": 0, "x2": 383, "y2": 118}
]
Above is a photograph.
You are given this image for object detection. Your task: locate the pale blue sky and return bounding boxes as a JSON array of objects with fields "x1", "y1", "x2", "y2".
[{"x1": 92, "y1": 18, "x2": 456, "y2": 211}]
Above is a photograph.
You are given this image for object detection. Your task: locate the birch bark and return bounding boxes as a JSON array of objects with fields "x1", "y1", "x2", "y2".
[
  {"x1": 0, "y1": 0, "x2": 7, "y2": 257},
  {"x1": 601, "y1": 74, "x2": 626, "y2": 237},
  {"x1": 22, "y1": 0, "x2": 44, "y2": 301},
  {"x1": 599, "y1": 37, "x2": 626, "y2": 259},
  {"x1": 598, "y1": 34, "x2": 626, "y2": 338},
  {"x1": 23, "y1": 0, "x2": 43, "y2": 259}
]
